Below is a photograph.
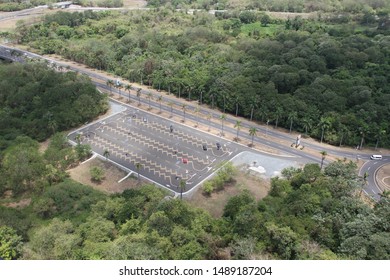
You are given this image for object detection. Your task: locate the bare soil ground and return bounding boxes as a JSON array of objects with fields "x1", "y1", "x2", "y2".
[
  {"x1": 67, "y1": 157, "x2": 143, "y2": 194},
  {"x1": 266, "y1": 11, "x2": 317, "y2": 20},
  {"x1": 188, "y1": 168, "x2": 270, "y2": 218},
  {"x1": 123, "y1": 0, "x2": 147, "y2": 8},
  {"x1": 0, "y1": 190, "x2": 32, "y2": 209},
  {"x1": 4, "y1": 198, "x2": 31, "y2": 209}
]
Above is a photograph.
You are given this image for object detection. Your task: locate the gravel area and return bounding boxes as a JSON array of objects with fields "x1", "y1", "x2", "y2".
[{"x1": 231, "y1": 151, "x2": 302, "y2": 178}]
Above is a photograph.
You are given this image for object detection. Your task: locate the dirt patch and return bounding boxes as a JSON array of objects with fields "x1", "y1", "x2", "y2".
[
  {"x1": 1, "y1": 190, "x2": 32, "y2": 209},
  {"x1": 39, "y1": 138, "x2": 50, "y2": 153},
  {"x1": 4, "y1": 198, "x2": 31, "y2": 209},
  {"x1": 188, "y1": 168, "x2": 270, "y2": 218},
  {"x1": 123, "y1": 0, "x2": 147, "y2": 8},
  {"x1": 266, "y1": 11, "x2": 317, "y2": 20},
  {"x1": 67, "y1": 156, "x2": 143, "y2": 193}
]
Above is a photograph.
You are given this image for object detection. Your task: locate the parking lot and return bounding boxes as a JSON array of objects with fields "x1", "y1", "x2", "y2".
[{"x1": 68, "y1": 106, "x2": 240, "y2": 193}]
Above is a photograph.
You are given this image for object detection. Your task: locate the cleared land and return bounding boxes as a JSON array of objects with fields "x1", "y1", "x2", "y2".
[{"x1": 68, "y1": 157, "x2": 142, "y2": 193}]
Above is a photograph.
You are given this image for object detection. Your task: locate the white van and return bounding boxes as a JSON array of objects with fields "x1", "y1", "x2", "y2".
[{"x1": 370, "y1": 155, "x2": 382, "y2": 160}]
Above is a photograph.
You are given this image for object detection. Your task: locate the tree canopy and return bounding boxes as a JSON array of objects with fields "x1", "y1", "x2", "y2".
[
  {"x1": 1, "y1": 159, "x2": 389, "y2": 260},
  {"x1": 13, "y1": 8, "x2": 390, "y2": 148},
  {"x1": 0, "y1": 62, "x2": 108, "y2": 149}
]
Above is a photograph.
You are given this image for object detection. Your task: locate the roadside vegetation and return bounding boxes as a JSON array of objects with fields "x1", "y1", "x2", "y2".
[
  {"x1": 0, "y1": 62, "x2": 108, "y2": 149},
  {"x1": 1, "y1": 1, "x2": 390, "y2": 261},
  {"x1": 0, "y1": 0, "x2": 123, "y2": 12},
  {"x1": 10, "y1": 5, "x2": 390, "y2": 149},
  {"x1": 2, "y1": 145, "x2": 390, "y2": 260},
  {"x1": 147, "y1": 0, "x2": 390, "y2": 12},
  {"x1": 0, "y1": 62, "x2": 389, "y2": 260}
]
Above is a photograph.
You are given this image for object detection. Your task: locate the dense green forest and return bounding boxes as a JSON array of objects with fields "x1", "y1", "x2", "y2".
[
  {"x1": 0, "y1": 62, "x2": 108, "y2": 150},
  {"x1": 1, "y1": 154, "x2": 390, "y2": 259},
  {"x1": 0, "y1": 0, "x2": 60, "y2": 12},
  {"x1": 0, "y1": 62, "x2": 107, "y2": 197},
  {"x1": 0, "y1": 53, "x2": 389, "y2": 261},
  {"x1": 1, "y1": 1, "x2": 390, "y2": 261},
  {"x1": 147, "y1": 0, "x2": 390, "y2": 12},
  {"x1": 13, "y1": 8, "x2": 390, "y2": 148}
]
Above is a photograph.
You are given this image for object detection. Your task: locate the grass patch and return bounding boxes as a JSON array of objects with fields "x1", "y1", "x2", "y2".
[{"x1": 189, "y1": 165, "x2": 270, "y2": 218}]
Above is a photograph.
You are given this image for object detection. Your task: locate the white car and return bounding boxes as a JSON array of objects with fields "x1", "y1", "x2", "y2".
[{"x1": 370, "y1": 155, "x2": 382, "y2": 160}]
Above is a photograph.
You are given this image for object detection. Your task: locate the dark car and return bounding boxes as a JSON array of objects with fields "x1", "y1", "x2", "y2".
[{"x1": 202, "y1": 144, "x2": 207, "y2": 151}]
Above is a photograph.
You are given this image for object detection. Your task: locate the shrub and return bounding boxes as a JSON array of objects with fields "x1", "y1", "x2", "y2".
[
  {"x1": 90, "y1": 166, "x2": 105, "y2": 182},
  {"x1": 202, "y1": 181, "x2": 214, "y2": 196}
]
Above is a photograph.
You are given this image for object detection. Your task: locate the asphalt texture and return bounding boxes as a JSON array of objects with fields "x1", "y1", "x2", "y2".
[{"x1": 68, "y1": 102, "x2": 302, "y2": 194}]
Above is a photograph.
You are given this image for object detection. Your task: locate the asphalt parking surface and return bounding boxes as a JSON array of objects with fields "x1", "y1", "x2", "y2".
[{"x1": 68, "y1": 106, "x2": 242, "y2": 193}]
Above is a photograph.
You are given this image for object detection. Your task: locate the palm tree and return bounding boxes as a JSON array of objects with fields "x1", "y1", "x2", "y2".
[
  {"x1": 179, "y1": 179, "x2": 186, "y2": 200},
  {"x1": 209, "y1": 91, "x2": 216, "y2": 109},
  {"x1": 147, "y1": 92, "x2": 152, "y2": 109},
  {"x1": 339, "y1": 126, "x2": 347, "y2": 147},
  {"x1": 135, "y1": 162, "x2": 142, "y2": 183},
  {"x1": 287, "y1": 111, "x2": 298, "y2": 134},
  {"x1": 234, "y1": 120, "x2": 242, "y2": 141},
  {"x1": 301, "y1": 117, "x2": 312, "y2": 135},
  {"x1": 116, "y1": 83, "x2": 123, "y2": 96},
  {"x1": 136, "y1": 88, "x2": 142, "y2": 106},
  {"x1": 234, "y1": 95, "x2": 240, "y2": 117},
  {"x1": 358, "y1": 125, "x2": 369, "y2": 150},
  {"x1": 249, "y1": 127, "x2": 257, "y2": 146},
  {"x1": 187, "y1": 86, "x2": 192, "y2": 101},
  {"x1": 178, "y1": 84, "x2": 181, "y2": 99},
  {"x1": 48, "y1": 119, "x2": 57, "y2": 135},
  {"x1": 125, "y1": 84, "x2": 132, "y2": 102},
  {"x1": 319, "y1": 117, "x2": 331, "y2": 143},
  {"x1": 207, "y1": 113, "x2": 212, "y2": 131},
  {"x1": 375, "y1": 128, "x2": 386, "y2": 150},
  {"x1": 157, "y1": 95, "x2": 163, "y2": 113},
  {"x1": 274, "y1": 107, "x2": 283, "y2": 129},
  {"x1": 250, "y1": 103, "x2": 255, "y2": 122},
  {"x1": 250, "y1": 96, "x2": 258, "y2": 122},
  {"x1": 221, "y1": 91, "x2": 227, "y2": 113},
  {"x1": 220, "y1": 114, "x2": 226, "y2": 136},
  {"x1": 320, "y1": 151, "x2": 327, "y2": 170},
  {"x1": 106, "y1": 79, "x2": 114, "y2": 95},
  {"x1": 181, "y1": 104, "x2": 187, "y2": 122},
  {"x1": 168, "y1": 101, "x2": 174, "y2": 118},
  {"x1": 103, "y1": 149, "x2": 110, "y2": 161}
]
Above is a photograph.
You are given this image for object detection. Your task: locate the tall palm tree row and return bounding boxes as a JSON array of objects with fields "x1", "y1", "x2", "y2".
[
  {"x1": 220, "y1": 113, "x2": 226, "y2": 135},
  {"x1": 234, "y1": 120, "x2": 242, "y2": 141},
  {"x1": 249, "y1": 127, "x2": 257, "y2": 146}
]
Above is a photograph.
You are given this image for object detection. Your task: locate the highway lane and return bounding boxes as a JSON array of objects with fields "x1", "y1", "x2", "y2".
[{"x1": 1, "y1": 44, "x2": 387, "y2": 200}]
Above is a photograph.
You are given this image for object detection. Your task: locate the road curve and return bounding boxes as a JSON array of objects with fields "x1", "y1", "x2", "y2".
[{"x1": 0, "y1": 43, "x2": 388, "y2": 201}]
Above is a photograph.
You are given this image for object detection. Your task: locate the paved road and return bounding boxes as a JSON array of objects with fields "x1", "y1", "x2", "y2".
[
  {"x1": 1, "y1": 44, "x2": 388, "y2": 199},
  {"x1": 359, "y1": 156, "x2": 390, "y2": 200},
  {"x1": 68, "y1": 100, "x2": 302, "y2": 194}
]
